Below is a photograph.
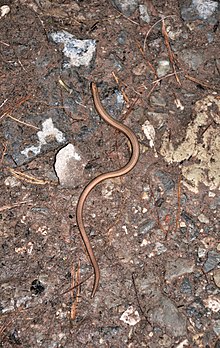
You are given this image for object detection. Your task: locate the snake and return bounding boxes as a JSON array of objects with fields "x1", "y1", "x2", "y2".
[{"x1": 76, "y1": 82, "x2": 139, "y2": 297}]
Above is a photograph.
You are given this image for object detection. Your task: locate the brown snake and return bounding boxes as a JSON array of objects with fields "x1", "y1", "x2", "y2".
[{"x1": 76, "y1": 82, "x2": 139, "y2": 297}]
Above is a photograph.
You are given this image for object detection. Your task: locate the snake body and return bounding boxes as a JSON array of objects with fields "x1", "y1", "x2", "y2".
[{"x1": 76, "y1": 82, "x2": 139, "y2": 297}]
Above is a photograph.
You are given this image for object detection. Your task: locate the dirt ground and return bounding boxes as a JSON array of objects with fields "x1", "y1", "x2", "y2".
[{"x1": 0, "y1": 1, "x2": 220, "y2": 347}]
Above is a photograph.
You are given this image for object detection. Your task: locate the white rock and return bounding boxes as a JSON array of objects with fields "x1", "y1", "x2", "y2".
[
  {"x1": 204, "y1": 296, "x2": 220, "y2": 312},
  {"x1": 0, "y1": 5, "x2": 10, "y2": 18},
  {"x1": 54, "y1": 144, "x2": 86, "y2": 187},
  {"x1": 21, "y1": 118, "x2": 65, "y2": 158},
  {"x1": 50, "y1": 30, "x2": 96, "y2": 68},
  {"x1": 120, "y1": 306, "x2": 141, "y2": 326},
  {"x1": 139, "y1": 5, "x2": 150, "y2": 23}
]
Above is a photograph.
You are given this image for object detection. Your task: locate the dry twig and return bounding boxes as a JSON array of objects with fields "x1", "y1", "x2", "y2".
[
  {"x1": 70, "y1": 261, "x2": 81, "y2": 320},
  {"x1": 161, "y1": 19, "x2": 181, "y2": 86},
  {"x1": 8, "y1": 168, "x2": 54, "y2": 185}
]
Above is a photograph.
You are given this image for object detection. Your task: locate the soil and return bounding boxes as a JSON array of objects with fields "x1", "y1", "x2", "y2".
[{"x1": 0, "y1": 1, "x2": 220, "y2": 347}]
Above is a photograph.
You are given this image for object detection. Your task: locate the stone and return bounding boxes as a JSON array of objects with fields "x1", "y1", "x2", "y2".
[
  {"x1": 54, "y1": 143, "x2": 86, "y2": 187},
  {"x1": 213, "y1": 269, "x2": 220, "y2": 288},
  {"x1": 148, "y1": 296, "x2": 187, "y2": 337},
  {"x1": 50, "y1": 31, "x2": 96, "y2": 68},
  {"x1": 165, "y1": 258, "x2": 195, "y2": 281},
  {"x1": 203, "y1": 251, "x2": 220, "y2": 273},
  {"x1": 111, "y1": 0, "x2": 138, "y2": 16},
  {"x1": 139, "y1": 4, "x2": 150, "y2": 23}
]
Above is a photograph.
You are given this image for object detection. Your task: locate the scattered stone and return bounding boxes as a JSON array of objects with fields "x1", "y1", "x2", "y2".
[
  {"x1": 50, "y1": 30, "x2": 96, "y2": 68},
  {"x1": 147, "y1": 112, "x2": 167, "y2": 129},
  {"x1": 176, "y1": 339, "x2": 189, "y2": 348},
  {"x1": 180, "y1": 0, "x2": 218, "y2": 22},
  {"x1": 197, "y1": 246, "x2": 207, "y2": 259},
  {"x1": 54, "y1": 144, "x2": 86, "y2": 187},
  {"x1": 98, "y1": 326, "x2": 121, "y2": 336},
  {"x1": 21, "y1": 118, "x2": 65, "y2": 159},
  {"x1": 150, "y1": 93, "x2": 166, "y2": 107},
  {"x1": 213, "y1": 269, "x2": 220, "y2": 288},
  {"x1": 139, "y1": 4, "x2": 150, "y2": 23},
  {"x1": 117, "y1": 30, "x2": 127, "y2": 45},
  {"x1": 213, "y1": 320, "x2": 220, "y2": 336},
  {"x1": 4, "y1": 176, "x2": 21, "y2": 187},
  {"x1": 204, "y1": 296, "x2": 220, "y2": 313},
  {"x1": 155, "y1": 170, "x2": 175, "y2": 191},
  {"x1": 203, "y1": 251, "x2": 220, "y2": 273},
  {"x1": 198, "y1": 213, "x2": 210, "y2": 224},
  {"x1": 165, "y1": 258, "x2": 195, "y2": 281},
  {"x1": 180, "y1": 277, "x2": 192, "y2": 294},
  {"x1": 148, "y1": 296, "x2": 187, "y2": 337},
  {"x1": 120, "y1": 306, "x2": 141, "y2": 326},
  {"x1": 156, "y1": 59, "x2": 171, "y2": 77},
  {"x1": 142, "y1": 120, "x2": 156, "y2": 148},
  {"x1": 154, "y1": 242, "x2": 167, "y2": 255},
  {"x1": 132, "y1": 62, "x2": 147, "y2": 76},
  {"x1": 179, "y1": 49, "x2": 204, "y2": 70},
  {"x1": 139, "y1": 219, "x2": 156, "y2": 234},
  {"x1": 111, "y1": 0, "x2": 138, "y2": 16},
  {"x1": 0, "y1": 5, "x2": 10, "y2": 18}
]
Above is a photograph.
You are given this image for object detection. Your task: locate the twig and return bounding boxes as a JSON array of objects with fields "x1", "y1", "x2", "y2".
[
  {"x1": 136, "y1": 40, "x2": 157, "y2": 78},
  {"x1": 112, "y1": 72, "x2": 130, "y2": 103},
  {"x1": 113, "y1": 7, "x2": 139, "y2": 26},
  {"x1": 185, "y1": 74, "x2": 220, "y2": 90},
  {"x1": 8, "y1": 168, "x2": 54, "y2": 185},
  {"x1": 0, "y1": 200, "x2": 32, "y2": 212},
  {"x1": 175, "y1": 174, "x2": 182, "y2": 232},
  {"x1": 161, "y1": 19, "x2": 181, "y2": 86},
  {"x1": 132, "y1": 273, "x2": 152, "y2": 326},
  {"x1": 7, "y1": 114, "x2": 40, "y2": 130},
  {"x1": 153, "y1": 71, "x2": 183, "y2": 84},
  {"x1": 70, "y1": 260, "x2": 81, "y2": 320},
  {"x1": 0, "y1": 142, "x2": 7, "y2": 166},
  {"x1": 143, "y1": 15, "x2": 176, "y2": 52}
]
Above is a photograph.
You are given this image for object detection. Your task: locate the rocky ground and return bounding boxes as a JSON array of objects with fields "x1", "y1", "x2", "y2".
[{"x1": 0, "y1": 0, "x2": 220, "y2": 347}]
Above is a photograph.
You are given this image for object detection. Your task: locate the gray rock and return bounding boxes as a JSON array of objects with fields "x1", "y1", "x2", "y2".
[
  {"x1": 213, "y1": 269, "x2": 220, "y2": 288},
  {"x1": 203, "y1": 251, "x2": 220, "y2": 273},
  {"x1": 180, "y1": 0, "x2": 218, "y2": 22},
  {"x1": 193, "y1": 0, "x2": 218, "y2": 20},
  {"x1": 156, "y1": 59, "x2": 171, "y2": 77},
  {"x1": 181, "y1": 211, "x2": 200, "y2": 241},
  {"x1": 117, "y1": 31, "x2": 127, "y2": 45},
  {"x1": 150, "y1": 93, "x2": 167, "y2": 108},
  {"x1": 148, "y1": 296, "x2": 187, "y2": 337},
  {"x1": 155, "y1": 170, "x2": 175, "y2": 191},
  {"x1": 139, "y1": 4, "x2": 150, "y2": 23},
  {"x1": 165, "y1": 258, "x2": 195, "y2": 281},
  {"x1": 147, "y1": 112, "x2": 167, "y2": 129},
  {"x1": 17, "y1": 117, "x2": 66, "y2": 165},
  {"x1": 179, "y1": 49, "x2": 204, "y2": 70},
  {"x1": 213, "y1": 319, "x2": 220, "y2": 336},
  {"x1": 139, "y1": 219, "x2": 156, "y2": 234},
  {"x1": 180, "y1": 277, "x2": 192, "y2": 294},
  {"x1": 54, "y1": 143, "x2": 86, "y2": 187},
  {"x1": 198, "y1": 213, "x2": 210, "y2": 224},
  {"x1": 111, "y1": 0, "x2": 138, "y2": 16},
  {"x1": 50, "y1": 31, "x2": 96, "y2": 68}
]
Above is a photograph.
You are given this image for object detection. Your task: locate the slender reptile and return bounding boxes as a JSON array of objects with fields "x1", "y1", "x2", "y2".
[{"x1": 76, "y1": 82, "x2": 140, "y2": 297}]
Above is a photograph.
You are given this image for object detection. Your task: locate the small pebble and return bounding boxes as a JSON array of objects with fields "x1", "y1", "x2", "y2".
[
  {"x1": 198, "y1": 213, "x2": 210, "y2": 224},
  {"x1": 157, "y1": 59, "x2": 171, "y2": 77},
  {"x1": 203, "y1": 251, "x2": 220, "y2": 273},
  {"x1": 213, "y1": 269, "x2": 220, "y2": 288}
]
